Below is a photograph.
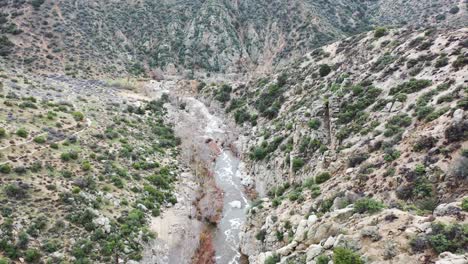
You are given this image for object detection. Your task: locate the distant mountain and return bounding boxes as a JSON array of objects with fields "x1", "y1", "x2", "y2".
[{"x1": 0, "y1": 0, "x2": 465, "y2": 77}]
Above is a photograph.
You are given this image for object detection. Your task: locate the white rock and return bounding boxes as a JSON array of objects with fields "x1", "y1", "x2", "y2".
[
  {"x1": 435, "y1": 252, "x2": 468, "y2": 264},
  {"x1": 307, "y1": 214, "x2": 318, "y2": 225},
  {"x1": 453, "y1": 109, "x2": 464, "y2": 123},
  {"x1": 306, "y1": 245, "x2": 323, "y2": 261},
  {"x1": 294, "y1": 220, "x2": 309, "y2": 242},
  {"x1": 345, "y1": 168, "x2": 354, "y2": 174},
  {"x1": 229, "y1": 200, "x2": 242, "y2": 209},
  {"x1": 277, "y1": 241, "x2": 298, "y2": 256},
  {"x1": 323, "y1": 236, "x2": 335, "y2": 249}
]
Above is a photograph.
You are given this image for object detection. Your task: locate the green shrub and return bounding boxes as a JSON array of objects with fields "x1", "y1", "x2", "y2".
[
  {"x1": 0, "y1": 163, "x2": 11, "y2": 174},
  {"x1": 264, "y1": 254, "x2": 280, "y2": 264},
  {"x1": 16, "y1": 128, "x2": 28, "y2": 138},
  {"x1": 333, "y1": 247, "x2": 363, "y2": 264},
  {"x1": 389, "y1": 79, "x2": 432, "y2": 95},
  {"x1": 308, "y1": 119, "x2": 321, "y2": 129},
  {"x1": 462, "y1": 198, "x2": 468, "y2": 212},
  {"x1": 72, "y1": 111, "x2": 85, "y2": 121},
  {"x1": 24, "y1": 248, "x2": 41, "y2": 263},
  {"x1": 374, "y1": 27, "x2": 387, "y2": 38},
  {"x1": 81, "y1": 160, "x2": 92, "y2": 171},
  {"x1": 315, "y1": 172, "x2": 331, "y2": 184},
  {"x1": 319, "y1": 64, "x2": 332, "y2": 77},
  {"x1": 33, "y1": 136, "x2": 46, "y2": 144},
  {"x1": 292, "y1": 158, "x2": 305, "y2": 172},
  {"x1": 60, "y1": 151, "x2": 79, "y2": 161},
  {"x1": 427, "y1": 223, "x2": 467, "y2": 254},
  {"x1": 317, "y1": 255, "x2": 330, "y2": 264},
  {"x1": 256, "y1": 229, "x2": 267, "y2": 242},
  {"x1": 0, "y1": 36, "x2": 14, "y2": 57},
  {"x1": 0, "y1": 127, "x2": 6, "y2": 138},
  {"x1": 354, "y1": 198, "x2": 384, "y2": 214},
  {"x1": 215, "y1": 84, "x2": 232, "y2": 103}
]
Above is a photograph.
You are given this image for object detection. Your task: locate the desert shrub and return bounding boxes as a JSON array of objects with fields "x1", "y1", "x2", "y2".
[
  {"x1": 255, "y1": 84, "x2": 284, "y2": 119},
  {"x1": 234, "y1": 108, "x2": 251, "y2": 124},
  {"x1": 288, "y1": 190, "x2": 303, "y2": 201},
  {"x1": 315, "y1": 172, "x2": 331, "y2": 184},
  {"x1": 308, "y1": 118, "x2": 321, "y2": 129},
  {"x1": 0, "y1": 127, "x2": 6, "y2": 137},
  {"x1": 42, "y1": 239, "x2": 60, "y2": 253},
  {"x1": 264, "y1": 254, "x2": 280, "y2": 264},
  {"x1": 434, "y1": 55, "x2": 449, "y2": 68},
  {"x1": 389, "y1": 79, "x2": 432, "y2": 95},
  {"x1": 413, "y1": 136, "x2": 437, "y2": 152},
  {"x1": 14, "y1": 166, "x2": 26, "y2": 174},
  {"x1": 0, "y1": 163, "x2": 11, "y2": 174},
  {"x1": 16, "y1": 128, "x2": 28, "y2": 138},
  {"x1": 292, "y1": 158, "x2": 305, "y2": 172},
  {"x1": 348, "y1": 153, "x2": 369, "y2": 167},
  {"x1": 317, "y1": 255, "x2": 330, "y2": 264},
  {"x1": 0, "y1": 36, "x2": 14, "y2": 57},
  {"x1": 319, "y1": 64, "x2": 332, "y2": 77},
  {"x1": 31, "y1": 0, "x2": 45, "y2": 9},
  {"x1": 445, "y1": 122, "x2": 468, "y2": 143},
  {"x1": 33, "y1": 136, "x2": 46, "y2": 144},
  {"x1": 427, "y1": 223, "x2": 468, "y2": 254},
  {"x1": 72, "y1": 111, "x2": 85, "y2": 121},
  {"x1": 449, "y1": 6, "x2": 460, "y2": 14},
  {"x1": 462, "y1": 198, "x2": 468, "y2": 212},
  {"x1": 333, "y1": 247, "x2": 363, "y2": 264},
  {"x1": 4, "y1": 183, "x2": 28, "y2": 199},
  {"x1": 61, "y1": 151, "x2": 79, "y2": 161},
  {"x1": 383, "y1": 148, "x2": 400, "y2": 162},
  {"x1": 374, "y1": 27, "x2": 387, "y2": 38},
  {"x1": 24, "y1": 248, "x2": 41, "y2": 263},
  {"x1": 384, "y1": 114, "x2": 412, "y2": 137},
  {"x1": 256, "y1": 229, "x2": 267, "y2": 242},
  {"x1": 354, "y1": 198, "x2": 384, "y2": 214},
  {"x1": 416, "y1": 106, "x2": 435, "y2": 120},
  {"x1": 215, "y1": 84, "x2": 232, "y2": 103},
  {"x1": 452, "y1": 55, "x2": 468, "y2": 70},
  {"x1": 81, "y1": 160, "x2": 91, "y2": 171}
]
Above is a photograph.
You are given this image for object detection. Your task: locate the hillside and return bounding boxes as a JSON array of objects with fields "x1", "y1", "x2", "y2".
[
  {"x1": 0, "y1": 0, "x2": 465, "y2": 77},
  {"x1": 0, "y1": 1, "x2": 467, "y2": 264},
  {"x1": 198, "y1": 27, "x2": 468, "y2": 263}
]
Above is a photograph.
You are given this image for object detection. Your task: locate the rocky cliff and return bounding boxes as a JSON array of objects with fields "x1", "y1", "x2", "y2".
[{"x1": 198, "y1": 27, "x2": 468, "y2": 263}]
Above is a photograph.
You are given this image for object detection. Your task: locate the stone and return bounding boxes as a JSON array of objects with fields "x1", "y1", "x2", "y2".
[
  {"x1": 306, "y1": 245, "x2": 323, "y2": 261},
  {"x1": 435, "y1": 252, "x2": 468, "y2": 264},
  {"x1": 277, "y1": 241, "x2": 298, "y2": 256},
  {"x1": 360, "y1": 226, "x2": 381, "y2": 241},
  {"x1": 452, "y1": 109, "x2": 464, "y2": 123},
  {"x1": 307, "y1": 214, "x2": 318, "y2": 225},
  {"x1": 434, "y1": 203, "x2": 461, "y2": 216},
  {"x1": 294, "y1": 220, "x2": 309, "y2": 242},
  {"x1": 323, "y1": 236, "x2": 335, "y2": 249}
]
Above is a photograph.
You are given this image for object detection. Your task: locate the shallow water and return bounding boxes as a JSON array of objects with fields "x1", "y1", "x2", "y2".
[{"x1": 213, "y1": 151, "x2": 249, "y2": 264}]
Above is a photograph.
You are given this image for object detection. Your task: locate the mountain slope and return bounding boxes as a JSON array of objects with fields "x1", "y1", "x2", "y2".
[
  {"x1": 198, "y1": 27, "x2": 468, "y2": 263},
  {"x1": 0, "y1": 0, "x2": 465, "y2": 77}
]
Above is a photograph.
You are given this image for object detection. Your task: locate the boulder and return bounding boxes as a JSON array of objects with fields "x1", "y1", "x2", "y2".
[
  {"x1": 435, "y1": 252, "x2": 468, "y2": 264},
  {"x1": 306, "y1": 245, "x2": 323, "y2": 262},
  {"x1": 323, "y1": 236, "x2": 335, "y2": 249},
  {"x1": 434, "y1": 203, "x2": 461, "y2": 216},
  {"x1": 294, "y1": 220, "x2": 309, "y2": 242},
  {"x1": 277, "y1": 241, "x2": 298, "y2": 256}
]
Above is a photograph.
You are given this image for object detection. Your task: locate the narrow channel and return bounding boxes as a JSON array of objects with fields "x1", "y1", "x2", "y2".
[{"x1": 213, "y1": 150, "x2": 249, "y2": 264}]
